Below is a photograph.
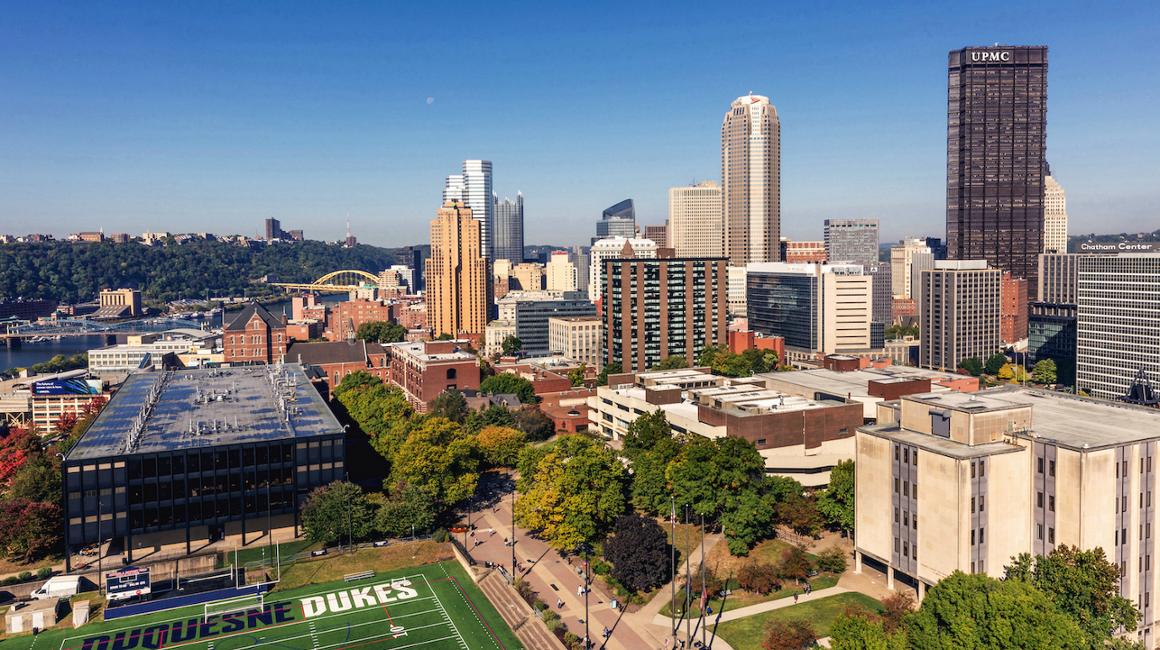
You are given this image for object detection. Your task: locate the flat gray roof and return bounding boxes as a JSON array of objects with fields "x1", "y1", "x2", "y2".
[
  {"x1": 66, "y1": 364, "x2": 343, "y2": 461},
  {"x1": 759, "y1": 367, "x2": 966, "y2": 399},
  {"x1": 860, "y1": 423, "x2": 1024, "y2": 460}
]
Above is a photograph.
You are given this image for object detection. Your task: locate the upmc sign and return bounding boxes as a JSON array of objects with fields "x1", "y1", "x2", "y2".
[{"x1": 970, "y1": 50, "x2": 1012, "y2": 63}]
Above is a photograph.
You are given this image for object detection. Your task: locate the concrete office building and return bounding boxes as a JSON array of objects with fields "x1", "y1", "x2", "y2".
[
  {"x1": 510, "y1": 262, "x2": 544, "y2": 291},
  {"x1": 642, "y1": 224, "x2": 667, "y2": 248},
  {"x1": 727, "y1": 266, "x2": 748, "y2": 318},
  {"x1": 492, "y1": 193, "x2": 524, "y2": 263},
  {"x1": 854, "y1": 385, "x2": 1160, "y2": 648},
  {"x1": 595, "y1": 199, "x2": 636, "y2": 243},
  {"x1": 483, "y1": 320, "x2": 516, "y2": 358},
  {"x1": 545, "y1": 250, "x2": 578, "y2": 292},
  {"x1": 548, "y1": 315, "x2": 601, "y2": 368},
  {"x1": 891, "y1": 239, "x2": 933, "y2": 300},
  {"x1": 570, "y1": 247, "x2": 590, "y2": 294},
  {"x1": 1029, "y1": 253, "x2": 1079, "y2": 386},
  {"x1": 62, "y1": 365, "x2": 344, "y2": 568},
  {"x1": 1076, "y1": 254, "x2": 1160, "y2": 401},
  {"x1": 1044, "y1": 172, "x2": 1068, "y2": 254},
  {"x1": 443, "y1": 160, "x2": 494, "y2": 259},
  {"x1": 947, "y1": 46, "x2": 1049, "y2": 297},
  {"x1": 825, "y1": 219, "x2": 879, "y2": 266},
  {"x1": 602, "y1": 255, "x2": 728, "y2": 372},
  {"x1": 747, "y1": 263, "x2": 873, "y2": 362},
  {"x1": 722, "y1": 94, "x2": 780, "y2": 265},
  {"x1": 427, "y1": 200, "x2": 489, "y2": 339},
  {"x1": 587, "y1": 237, "x2": 657, "y2": 302},
  {"x1": 590, "y1": 368, "x2": 862, "y2": 486},
  {"x1": 668, "y1": 181, "x2": 724, "y2": 258},
  {"x1": 918, "y1": 261, "x2": 1002, "y2": 372},
  {"x1": 760, "y1": 365, "x2": 979, "y2": 421},
  {"x1": 869, "y1": 264, "x2": 893, "y2": 327}
]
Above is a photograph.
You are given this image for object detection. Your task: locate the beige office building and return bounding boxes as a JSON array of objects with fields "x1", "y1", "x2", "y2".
[
  {"x1": 427, "y1": 200, "x2": 489, "y2": 338},
  {"x1": 545, "y1": 251, "x2": 577, "y2": 292},
  {"x1": 722, "y1": 94, "x2": 780, "y2": 265},
  {"x1": 511, "y1": 262, "x2": 544, "y2": 291},
  {"x1": 890, "y1": 238, "x2": 933, "y2": 299},
  {"x1": 668, "y1": 181, "x2": 724, "y2": 258},
  {"x1": 855, "y1": 386, "x2": 1160, "y2": 648},
  {"x1": 747, "y1": 263, "x2": 873, "y2": 361},
  {"x1": 918, "y1": 260, "x2": 1002, "y2": 372},
  {"x1": 1044, "y1": 174, "x2": 1068, "y2": 254},
  {"x1": 548, "y1": 315, "x2": 601, "y2": 368}
]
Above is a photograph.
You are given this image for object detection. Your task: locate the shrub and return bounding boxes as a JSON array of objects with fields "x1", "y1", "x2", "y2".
[
  {"x1": 816, "y1": 546, "x2": 848, "y2": 574},
  {"x1": 763, "y1": 619, "x2": 817, "y2": 650},
  {"x1": 18, "y1": 571, "x2": 32, "y2": 582},
  {"x1": 738, "y1": 561, "x2": 781, "y2": 595},
  {"x1": 515, "y1": 579, "x2": 536, "y2": 605},
  {"x1": 432, "y1": 527, "x2": 450, "y2": 543},
  {"x1": 591, "y1": 557, "x2": 612, "y2": 576},
  {"x1": 777, "y1": 546, "x2": 812, "y2": 581},
  {"x1": 35, "y1": 567, "x2": 53, "y2": 580}
]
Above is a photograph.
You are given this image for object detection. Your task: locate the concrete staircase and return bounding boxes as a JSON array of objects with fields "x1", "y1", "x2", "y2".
[{"x1": 477, "y1": 569, "x2": 564, "y2": 650}]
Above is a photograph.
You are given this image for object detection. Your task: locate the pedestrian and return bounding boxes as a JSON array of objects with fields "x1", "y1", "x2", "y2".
[
  {"x1": 793, "y1": 593, "x2": 799, "y2": 604},
  {"x1": 577, "y1": 585, "x2": 583, "y2": 596},
  {"x1": 557, "y1": 598, "x2": 564, "y2": 608}
]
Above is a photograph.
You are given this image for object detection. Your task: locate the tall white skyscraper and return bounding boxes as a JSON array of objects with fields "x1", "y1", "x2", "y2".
[
  {"x1": 668, "y1": 181, "x2": 724, "y2": 257},
  {"x1": 443, "y1": 160, "x2": 494, "y2": 259},
  {"x1": 722, "y1": 94, "x2": 780, "y2": 265},
  {"x1": 1044, "y1": 173, "x2": 1068, "y2": 254}
]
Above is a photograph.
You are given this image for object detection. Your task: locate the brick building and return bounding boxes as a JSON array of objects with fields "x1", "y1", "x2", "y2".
[
  {"x1": 1001, "y1": 272, "x2": 1029, "y2": 344},
  {"x1": 384, "y1": 339, "x2": 480, "y2": 412},
  {"x1": 223, "y1": 303, "x2": 287, "y2": 364},
  {"x1": 287, "y1": 340, "x2": 390, "y2": 398},
  {"x1": 325, "y1": 299, "x2": 393, "y2": 341}
]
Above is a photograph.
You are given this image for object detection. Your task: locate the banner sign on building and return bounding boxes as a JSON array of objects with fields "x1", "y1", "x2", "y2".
[
  {"x1": 32, "y1": 378, "x2": 101, "y2": 396},
  {"x1": 106, "y1": 566, "x2": 151, "y2": 601}
]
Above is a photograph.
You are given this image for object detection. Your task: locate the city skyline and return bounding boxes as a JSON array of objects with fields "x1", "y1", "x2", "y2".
[{"x1": 2, "y1": 3, "x2": 1158, "y2": 247}]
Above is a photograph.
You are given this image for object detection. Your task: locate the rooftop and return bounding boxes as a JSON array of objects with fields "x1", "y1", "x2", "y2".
[
  {"x1": 65, "y1": 364, "x2": 343, "y2": 461},
  {"x1": 386, "y1": 340, "x2": 475, "y2": 364},
  {"x1": 760, "y1": 367, "x2": 970, "y2": 400}
]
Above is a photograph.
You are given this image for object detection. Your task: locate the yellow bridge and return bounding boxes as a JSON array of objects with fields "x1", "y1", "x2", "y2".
[{"x1": 272, "y1": 269, "x2": 383, "y2": 293}]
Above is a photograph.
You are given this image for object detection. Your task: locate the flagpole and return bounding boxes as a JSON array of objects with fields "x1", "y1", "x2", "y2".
[
  {"x1": 670, "y1": 495, "x2": 676, "y2": 640},
  {"x1": 684, "y1": 505, "x2": 691, "y2": 647},
  {"x1": 700, "y1": 514, "x2": 707, "y2": 649}
]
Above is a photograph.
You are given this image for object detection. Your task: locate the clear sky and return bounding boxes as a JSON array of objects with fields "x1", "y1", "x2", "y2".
[{"x1": 1, "y1": 1, "x2": 1157, "y2": 248}]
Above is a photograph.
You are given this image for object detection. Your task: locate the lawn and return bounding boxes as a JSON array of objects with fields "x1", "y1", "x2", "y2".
[
  {"x1": 224, "y1": 538, "x2": 319, "y2": 568},
  {"x1": 660, "y1": 574, "x2": 839, "y2": 618},
  {"x1": 712, "y1": 592, "x2": 883, "y2": 649},
  {"x1": 2, "y1": 559, "x2": 521, "y2": 650},
  {"x1": 274, "y1": 540, "x2": 453, "y2": 591}
]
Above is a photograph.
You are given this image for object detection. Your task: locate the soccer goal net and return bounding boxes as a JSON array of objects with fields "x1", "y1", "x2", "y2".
[{"x1": 204, "y1": 593, "x2": 264, "y2": 621}]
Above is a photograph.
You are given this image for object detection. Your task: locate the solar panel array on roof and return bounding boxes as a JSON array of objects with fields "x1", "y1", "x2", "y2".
[{"x1": 65, "y1": 364, "x2": 343, "y2": 461}]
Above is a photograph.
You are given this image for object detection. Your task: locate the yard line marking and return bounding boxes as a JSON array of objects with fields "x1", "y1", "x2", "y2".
[
  {"x1": 423, "y1": 574, "x2": 469, "y2": 650},
  {"x1": 240, "y1": 621, "x2": 457, "y2": 650}
]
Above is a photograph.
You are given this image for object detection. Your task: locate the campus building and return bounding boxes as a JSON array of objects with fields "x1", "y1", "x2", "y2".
[
  {"x1": 61, "y1": 365, "x2": 345, "y2": 569},
  {"x1": 854, "y1": 386, "x2": 1160, "y2": 648},
  {"x1": 222, "y1": 303, "x2": 288, "y2": 365},
  {"x1": 590, "y1": 368, "x2": 862, "y2": 486},
  {"x1": 918, "y1": 261, "x2": 1002, "y2": 372},
  {"x1": 548, "y1": 315, "x2": 602, "y2": 368},
  {"x1": 383, "y1": 339, "x2": 481, "y2": 412}
]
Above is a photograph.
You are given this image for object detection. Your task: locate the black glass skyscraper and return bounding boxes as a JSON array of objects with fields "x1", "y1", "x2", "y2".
[{"x1": 946, "y1": 46, "x2": 1048, "y2": 297}]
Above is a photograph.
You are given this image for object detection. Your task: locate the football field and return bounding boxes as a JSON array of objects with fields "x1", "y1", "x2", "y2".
[{"x1": 18, "y1": 561, "x2": 521, "y2": 650}]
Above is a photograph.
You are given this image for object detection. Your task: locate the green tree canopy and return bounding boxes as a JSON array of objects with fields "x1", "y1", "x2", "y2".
[
  {"x1": 623, "y1": 408, "x2": 671, "y2": 459},
  {"x1": 906, "y1": 571, "x2": 1086, "y2": 649},
  {"x1": 371, "y1": 483, "x2": 438, "y2": 538},
  {"x1": 515, "y1": 435, "x2": 628, "y2": 550},
  {"x1": 511, "y1": 406, "x2": 556, "y2": 441},
  {"x1": 389, "y1": 417, "x2": 480, "y2": 509},
  {"x1": 475, "y1": 425, "x2": 527, "y2": 468},
  {"x1": 597, "y1": 362, "x2": 622, "y2": 386},
  {"x1": 428, "y1": 389, "x2": 469, "y2": 423},
  {"x1": 652, "y1": 355, "x2": 689, "y2": 371},
  {"x1": 984, "y1": 352, "x2": 1009, "y2": 375},
  {"x1": 480, "y1": 373, "x2": 537, "y2": 404},
  {"x1": 816, "y1": 459, "x2": 855, "y2": 534},
  {"x1": 300, "y1": 481, "x2": 376, "y2": 545},
  {"x1": 1032, "y1": 358, "x2": 1058, "y2": 384},
  {"x1": 356, "y1": 321, "x2": 407, "y2": 343},
  {"x1": 501, "y1": 335, "x2": 523, "y2": 356},
  {"x1": 957, "y1": 357, "x2": 984, "y2": 377}
]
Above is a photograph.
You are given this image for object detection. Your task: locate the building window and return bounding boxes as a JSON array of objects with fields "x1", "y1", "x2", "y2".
[
  {"x1": 979, "y1": 461, "x2": 985, "y2": 477},
  {"x1": 1049, "y1": 496, "x2": 1055, "y2": 512},
  {"x1": 970, "y1": 530, "x2": 975, "y2": 545},
  {"x1": 1037, "y1": 457, "x2": 1044, "y2": 474},
  {"x1": 895, "y1": 446, "x2": 900, "y2": 461},
  {"x1": 979, "y1": 496, "x2": 984, "y2": 512},
  {"x1": 894, "y1": 507, "x2": 899, "y2": 523},
  {"x1": 1038, "y1": 524, "x2": 1043, "y2": 540},
  {"x1": 756, "y1": 438, "x2": 766, "y2": 446},
  {"x1": 894, "y1": 478, "x2": 899, "y2": 494},
  {"x1": 1049, "y1": 460, "x2": 1055, "y2": 477},
  {"x1": 1037, "y1": 492, "x2": 1044, "y2": 508},
  {"x1": 446, "y1": 368, "x2": 457, "y2": 380},
  {"x1": 971, "y1": 497, "x2": 975, "y2": 513},
  {"x1": 979, "y1": 528, "x2": 984, "y2": 544},
  {"x1": 1049, "y1": 527, "x2": 1055, "y2": 544}
]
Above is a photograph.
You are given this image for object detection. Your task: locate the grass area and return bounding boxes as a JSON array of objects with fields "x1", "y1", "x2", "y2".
[
  {"x1": 274, "y1": 540, "x2": 452, "y2": 591},
  {"x1": 223, "y1": 538, "x2": 319, "y2": 568},
  {"x1": 712, "y1": 592, "x2": 884, "y2": 650},
  {"x1": 0, "y1": 556, "x2": 61, "y2": 581},
  {"x1": 667, "y1": 522, "x2": 702, "y2": 560},
  {"x1": 660, "y1": 573, "x2": 839, "y2": 618},
  {"x1": 1, "y1": 559, "x2": 521, "y2": 650}
]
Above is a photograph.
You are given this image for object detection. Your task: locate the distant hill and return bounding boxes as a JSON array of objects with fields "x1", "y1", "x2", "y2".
[{"x1": 0, "y1": 239, "x2": 413, "y2": 304}]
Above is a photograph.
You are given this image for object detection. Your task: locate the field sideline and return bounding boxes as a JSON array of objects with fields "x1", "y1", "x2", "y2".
[{"x1": 4, "y1": 561, "x2": 522, "y2": 650}]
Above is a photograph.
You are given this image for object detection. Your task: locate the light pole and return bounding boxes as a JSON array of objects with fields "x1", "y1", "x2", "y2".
[
  {"x1": 581, "y1": 544, "x2": 591, "y2": 649},
  {"x1": 510, "y1": 489, "x2": 517, "y2": 582}
]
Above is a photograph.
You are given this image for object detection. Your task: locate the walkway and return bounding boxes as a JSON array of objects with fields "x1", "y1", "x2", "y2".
[{"x1": 650, "y1": 585, "x2": 850, "y2": 626}]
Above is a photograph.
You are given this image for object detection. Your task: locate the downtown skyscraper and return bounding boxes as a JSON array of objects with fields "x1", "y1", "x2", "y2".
[
  {"x1": 946, "y1": 46, "x2": 1048, "y2": 297},
  {"x1": 722, "y1": 94, "x2": 780, "y2": 265},
  {"x1": 427, "y1": 200, "x2": 488, "y2": 338},
  {"x1": 443, "y1": 160, "x2": 495, "y2": 259},
  {"x1": 492, "y1": 192, "x2": 524, "y2": 263}
]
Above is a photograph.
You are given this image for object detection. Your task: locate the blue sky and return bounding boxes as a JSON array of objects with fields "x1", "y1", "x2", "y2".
[{"x1": 1, "y1": 1, "x2": 1157, "y2": 247}]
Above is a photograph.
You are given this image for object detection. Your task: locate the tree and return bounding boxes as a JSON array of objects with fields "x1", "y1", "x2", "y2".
[
  {"x1": 300, "y1": 481, "x2": 376, "y2": 545},
  {"x1": 356, "y1": 321, "x2": 407, "y2": 343},
  {"x1": 0, "y1": 500, "x2": 61, "y2": 562},
  {"x1": 830, "y1": 608, "x2": 907, "y2": 650},
  {"x1": 816, "y1": 546, "x2": 847, "y2": 574},
  {"x1": 371, "y1": 483, "x2": 438, "y2": 538},
  {"x1": 957, "y1": 357, "x2": 984, "y2": 377},
  {"x1": 778, "y1": 545, "x2": 812, "y2": 581},
  {"x1": 429, "y1": 389, "x2": 468, "y2": 423},
  {"x1": 1032, "y1": 358, "x2": 1058, "y2": 384},
  {"x1": 597, "y1": 362, "x2": 622, "y2": 387},
  {"x1": 7, "y1": 455, "x2": 60, "y2": 503},
  {"x1": 567, "y1": 364, "x2": 587, "y2": 387},
  {"x1": 501, "y1": 335, "x2": 523, "y2": 356},
  {"x1": 389, "y1": 417, "x2": 480, "y2": 509},
  {"x1": 515, "y1": 435, "x2": 628, "y2": 550},
  {"x1": 603, "y1": 514, "x2": 671, "y2": 593},
  {"x1": 629, "y1": 437, "x2": 681, "y2": 516},
  {"x1": 476, "y1": 426, "x2": 527, "y2": 467},
  {"x1": 464, "y1": 404, "x2": 516, "y2": 433},
  {"x1": 777, "y1": 491, "x2": 825, "y2": 537},
  {"x1": 1004, "y1": 545, "x2": 1139, "y2": 643},
  {"x1": 762, "y1": 619, "x2": 817, "y2": 650},
  {"x1": 738, "y1": 561, "x2": 780, "y2": 595},
  {"x1": 623, "y1": 408, "x2": 671, "y2": 459},
  {"x1": 879, "y1": 592, "x2": 914, "y2": 633},
  {"x1": 480, "y1": 373, "x2": 537, "y2": 404},
  {"x1": 512, "y1": 406, "x2": 556, "y2": 441},
  {"x1": 652, "y1": 355, "x2": 689, "y2": 371},
  {"x1": 984, "y1": 352, "x2": 1009, "y2": 375},
  {"x1": 816, "y1": 459, "x2": 855, "y2": 534},
  {"x1": 906, "y1": 571, "x2": 1086, "y2": 649}
]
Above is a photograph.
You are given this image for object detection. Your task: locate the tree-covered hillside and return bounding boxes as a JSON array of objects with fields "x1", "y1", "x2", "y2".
[{"x1": 0, "y1": 240, "x2": 412, "y2": 303}]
